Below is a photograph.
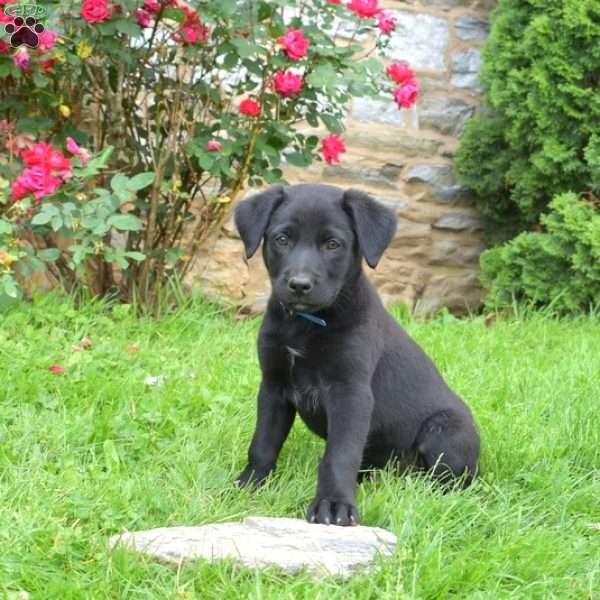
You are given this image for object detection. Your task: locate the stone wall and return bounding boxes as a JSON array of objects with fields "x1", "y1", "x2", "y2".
[{"x1": 186, "y1": 0, "x2": 495, "y2": 315}]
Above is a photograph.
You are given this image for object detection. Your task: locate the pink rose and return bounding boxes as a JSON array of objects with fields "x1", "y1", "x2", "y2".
[
  {"x1": 10, "y1": 177, "x2": 28, "y2": 202},
  {"x1": 21, "y1": 142, "x2": 54, "y2": 167},
  {"x1": 277, "y1": 28, "x2": 309, "y2": 61},
  {"x1": 377, "y1": 11, "x2": 396, "y2": 34},
  {"x1": 272, "y1": 70, "x2": 303, "y2": 97},
  {"x1": 393, "y1": 79, "x2": 419, "y2": 108},
  {"x1": 47, "y1": 149, "x2": 72, "y2": 178},
  {"x1": 347, "y1": 0, "x2": 379, "y2": 18},
  {"x1": 136, "y1": 8, "x2": 152, "y2": 27},
  {"x1": 386, "y1": 62, "x2": 415, "y2": 84},
  {"x1": 38, "y1": 30, "x2": 58, "y2": 51},
  {"x1": 180, "y1": 22, "x2": 209, "y2": 44},
  {"x1": 143, "y1": 0, "x2": 161, "y2": 12},
  {"x1": 81, "y1": 0, "x2": 110, "y2": 24},
  {"x1": 13, "y1": 49, "x2": 30, "y2": 71},
  {"x1": 321, "y1": 134, "x2": 346, "y2": 165},
  {"x1": 206, "y1": 140, "x2": 222, "y2": 152},
  {"x1": 48, "y1": 364, "x2": 65, "y2": 373},
  {"x1": 12, "y1": 167, "x2": 62, "y2": 201},
  {"x1": 21, "y1": 142, "x2": 72, "y2": 179},
  {"x1": 66, "y1": 137, "x2": 91, "y2": 165},
  {"x1": 171, "y1": 8, "x2": 208, "y2": 44},
  {"x1": 239, "y1": 98, "x2": 261, "y2": 117}
]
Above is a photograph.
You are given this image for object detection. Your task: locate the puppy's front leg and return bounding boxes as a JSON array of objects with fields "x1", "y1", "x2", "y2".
[
  {"x1": 308, "y1": 383, "x2": 373, "y2": 526},
  {"x1": 237, "y1": 379, "x2": 296, "y2": 487}
]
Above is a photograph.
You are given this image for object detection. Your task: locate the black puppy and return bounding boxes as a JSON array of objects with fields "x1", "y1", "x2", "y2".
[{"x1": 234, "y1": 184, "x2": 480, "y2": 526}]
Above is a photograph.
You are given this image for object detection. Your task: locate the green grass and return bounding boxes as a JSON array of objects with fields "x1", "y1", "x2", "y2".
[{"x1": 0, "y1": 294, "x2": 599, "y2": 599}]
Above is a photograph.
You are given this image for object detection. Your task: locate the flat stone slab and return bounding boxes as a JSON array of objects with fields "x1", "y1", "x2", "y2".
[{"x1": 109, "y1": 516, "x2": 397, "y2": 579}]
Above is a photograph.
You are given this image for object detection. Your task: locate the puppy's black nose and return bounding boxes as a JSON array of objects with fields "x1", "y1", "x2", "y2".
[{"x1": 288, "y1": 275, "x2": 313, "y2": 296}]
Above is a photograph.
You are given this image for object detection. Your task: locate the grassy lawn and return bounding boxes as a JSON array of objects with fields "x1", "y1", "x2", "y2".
[{"x1": 0, "y1": 294, "x2": 599, "y2": 599}]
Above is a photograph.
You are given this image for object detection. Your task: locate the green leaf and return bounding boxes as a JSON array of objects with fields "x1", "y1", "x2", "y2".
[
  {"x1": 108, "y1": 214, "x2": 144, "y2": 231},
  {"x1": 216, "y1": 0, "x2": 237, "y2": 16},
  {"x1": 31, "y1": 212, "x2": 53, "y2": 226},
  {"x1": 115, "y1": 254, "x2": 129, "y2": 269},
  {"x1": 16, "y1": 116, "x2": 55, "y2": 133},
  {"x1": 198, "y1": 153, "x2": 216, "y2": 171},
  {"x1": 162, "y1": 7, "x2": 185, "y2": 22},
  {"x1": 223, "y1": 53, "x2": 238, "y2": 69},
  {"x1": 110, "y1": 174, "x2": 129, "y2": 194},
  {"x1": 51, "y1": 215, "x2": 63, "y2": 232},
  {"x1": 306, "y1": 113, "x2": 319, "y2": 128},
  {"x1": 284, "y1": 152, "x2": 310, "y2": 167},
  {"x1": 75, "y1": 146, "x2": 113, "y2": 177},
  {"x1": 1, "y1": 275, "x2": 19, "y2": 299},
  {"x1": 0, "y1": 219, "x2": 14, "y2": 235},
  {"x1": 307, "y1": 63, "x2": 337, "y2": 88},
  {"x1": 38, "y1": 248, "x2": 61, "y2": 261},
  {"x1": 33, "y1": 72, "x2": 50, "y2": 88},
  {"x1": 93, "y1": 223, "x2": 111, "y2": 236},
  {"x1": 115, "y1": 19, "x2": 141, "y2": 37},
  {"x1": 128, "y1": 172, "x2": 154, "y2": 191},
  {"x1": 97, "y1": 20, "x2": 118, "y2": 36},
  {"x1": 257, "y1": 1, "x2": 273, "y2": 20},
  {"x1": 124, "y1": 251, "x2": 145, "y2": 262},
  {"x1": 231, "y1": 37, "x2": 262, "y2": 58},
  {"x1": 28, "y1": 256, "x2": 46, "y2": 272},
  {"x1": 320, "y1": 114, "x2": 344, "y2": 134}
]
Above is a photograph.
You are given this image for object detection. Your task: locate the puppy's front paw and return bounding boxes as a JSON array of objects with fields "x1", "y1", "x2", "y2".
[
  {"x1": 307, "y1": 497, "x2": 359, "y2": 526},
  {"x1": 236, "y1": 465, "x2": 269, "y2": 488}
]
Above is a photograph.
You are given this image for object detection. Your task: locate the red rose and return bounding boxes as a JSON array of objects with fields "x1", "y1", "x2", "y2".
[
  {"x1": 386, "y1": 62, "x2": 415, "y2": 84},
  {"x1": 277, "y1": 28, "x2": 310, "y2": 61},
  {"x1": 377, "y1": 11, "x2": 396, "y2": 34},
  {"x1": 179, "y1": 10, "x2": 209, "y2": 44},
  {"x1": 239, "y1": 98, "x2": 261, "y2": 117},
  {"x1": 11, "y1": 167, "x2": 62, "y2": 202},
  {"x1": 81, "y1": 0, "x2": 110, "y2": 23},
  {"x1": 393, "y1": 80, "x2": 419, "y2": 109},
  {"x1": 347, "y1": 0, "x2": 379, "y2": 18},
  {"x1": 40, "y1": 58, "x2": 55, "y2": 72},
  {"x1": 136, "y1": 8, "x2": 152, "y2": 27},
  {"x1": 321, "y1": 134, "x2": 346, "y2": 165},
  {"x1": 143, "y1": 0, "x2": 160, "y2": 12},
  {"x1": 272, "y1": 70, "x2": 303, "y2": 97}
]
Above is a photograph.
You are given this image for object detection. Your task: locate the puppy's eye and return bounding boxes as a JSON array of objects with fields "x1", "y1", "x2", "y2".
[
  {"x1": 325, "y1": 239, "x2": 340, "y2": 250},
  {"x1": 275, "y1": 234, "x2": 289, "y2": 246}
]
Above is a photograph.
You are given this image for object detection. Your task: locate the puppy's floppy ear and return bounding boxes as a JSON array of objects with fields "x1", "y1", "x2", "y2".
[
  {"x1": 342, "y1": 188, "x2": 397, "y2": 268},
  {"x1": 234, "y1": 185, "x2": 284, "y2": 259}
]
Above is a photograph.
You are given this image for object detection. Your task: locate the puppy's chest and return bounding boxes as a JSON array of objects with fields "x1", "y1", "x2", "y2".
[{"x1": 284, "y1": 345, "x2": 329, "y2": 415}]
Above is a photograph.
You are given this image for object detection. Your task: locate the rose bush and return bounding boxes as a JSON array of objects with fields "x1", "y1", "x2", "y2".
[{"x1": 0, "y1": 0, "x2": 418, "y2": 308}]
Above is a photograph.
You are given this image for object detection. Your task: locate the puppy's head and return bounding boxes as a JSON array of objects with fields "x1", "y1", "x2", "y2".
[{"x1": 234, "y1": 184, "x2": 397, "y2": 312}]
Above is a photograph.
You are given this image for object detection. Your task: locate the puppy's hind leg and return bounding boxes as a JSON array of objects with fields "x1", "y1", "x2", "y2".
[{"x1": 414, "y1": 408, "x2": 480, "y2": 488}]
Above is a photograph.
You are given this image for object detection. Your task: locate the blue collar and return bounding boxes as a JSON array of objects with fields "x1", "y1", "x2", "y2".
[
  {"x1": 280, "y1": 302, "x2": 327, "y2": 327},
  {"x1": 296, "y1": 311, "x2": 327, "y2": 327}
]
